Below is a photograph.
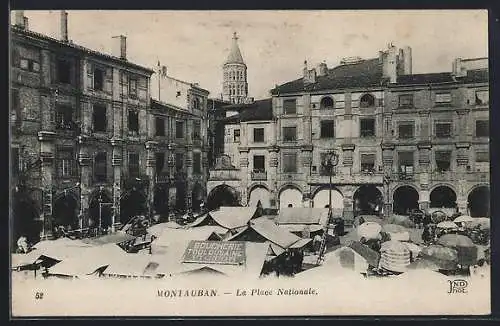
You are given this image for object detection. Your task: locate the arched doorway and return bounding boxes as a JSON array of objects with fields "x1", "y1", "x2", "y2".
[
  {"x1": 120, "y1": 188, "x2": 147, "y2": 224},
  {"x1": 175, "y1": 181, "x2": 187, "y2": 211},
  {"x1": 53, "y1": 193, "x2": 79, "y2": 229},
  {"x1": 248, "y1": 186, "x2": 271, "y2": 208},
  {"x1": 468, "y1": 186, "x2": 490, "y2": 217},
  {"x1": 430, "y1": 186, "x2": 457, "y2": 209},
  {"x1": 353, "y1": 185, "x2": 383, "y2": 216},
  {"x1": 279, "y1": 186, "x2": 303, "y2": 209},
  {"x1": 192, "y1": 183, "x2": 205, "y2": 213},
  {"x1": 153, "y1": 184, "x2": 168, "y2": 218},
  {"x1": 393, "y1": 186, "x2": 419, "y2": 215},
  {"x1": 89, "y1": 191, "x2": 113, "y2": 230},
  {"x1": 12, "y1": 191, "x2": 41, "y2": 245},
  {"x1": 312, "y1": 188, "x2": 343, "y2": 215},
  {"x1": 206, "y1": 185, "x2": 239, "y2": 211}
]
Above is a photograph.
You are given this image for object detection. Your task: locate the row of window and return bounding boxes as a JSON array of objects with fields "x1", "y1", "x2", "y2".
[
  {"x1": 276, "y1": 150, "x2": 489, "y2": 174},
  {"x1": 224, "y1": 70, "x2": 245, "y2": 81},
  {"x1": 281, "y1": 90, "x2": 489, "y2": 114},
  {"x1": 14, "y1": 149, "x2": 204, "y2": 181},
  {"x1": 231, "y1": 119, "x2": 489, "y2": 143},
  {"x1": 50, "y1": 103, "x2": 202, "y2": 139}
]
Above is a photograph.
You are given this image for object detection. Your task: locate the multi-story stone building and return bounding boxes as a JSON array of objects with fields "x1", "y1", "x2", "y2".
[
  {"x1": 10, "y1": 11, "x2": 214, "y2": 244},
  {"x1": 149, "y1": 72, "x2": 210, "y2": 216},
  {"x1": 207, "y1": 44, "x2": 490, "y2": 224}
]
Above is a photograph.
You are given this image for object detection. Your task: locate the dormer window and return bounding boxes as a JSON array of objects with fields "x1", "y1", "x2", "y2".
[
  {"x1": 320, "y1": 96, "x2": 334, "y2": 109},
  {"x1": 359, "y1": 94, "x2": 375, "y2": 108}
]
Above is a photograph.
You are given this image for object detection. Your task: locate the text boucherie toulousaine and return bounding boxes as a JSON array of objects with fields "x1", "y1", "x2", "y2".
[{"x1": 157, "y1": 288, "x2": 318, "y2": 298}]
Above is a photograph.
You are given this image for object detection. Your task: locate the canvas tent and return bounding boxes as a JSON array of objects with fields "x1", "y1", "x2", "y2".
[
  {"x1": 48, "y1": 243, "x2": 128, "y2": 277},
  {"x1": 12, "y1": 238, "x2": 93, "y2": 270},
  {"x1": 151, "y1": 225, "x2": 228, "y2": 254},
  {"x1": 275, "y1": 208, "x2": 329, "y2": 236},
  {"x1": 151, "y1": 240, "x2": 269, "y2": 279},
  {"x1": 188, "y1": 206, "x2": 259, "y2": 230}
]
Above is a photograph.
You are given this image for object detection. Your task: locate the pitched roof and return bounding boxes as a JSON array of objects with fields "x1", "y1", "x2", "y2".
[
  {"x1": 463, "y1": 69, "x2": 489, "y2": 83},
  {"x1": 225, "y1": 33, "x2": 245, "y2": 65},
  {"x1": 396, "y1": 72, "x2": 454, "y2": 85},
  {"x1": 271, "y1": 58, "x2": 384, "y2": 95},
  {"x1": 223, "y1": 98, "x2": 273, "y2": 123},
  {"x1": 276, "y1": 208, "x2": 330, "y2": 225},
  {"x1": 11, "y1": 25, "x2": 154, "y2": 74}
]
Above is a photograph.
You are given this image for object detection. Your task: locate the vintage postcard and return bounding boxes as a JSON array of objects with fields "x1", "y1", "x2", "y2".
[{"x1": 10, "y1": 9, "x2": 490, "y2": 317}]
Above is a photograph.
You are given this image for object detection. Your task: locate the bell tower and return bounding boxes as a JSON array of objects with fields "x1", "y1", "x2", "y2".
[{"x1": 222, "y1": 32, "x2": 248, "y2": 104}]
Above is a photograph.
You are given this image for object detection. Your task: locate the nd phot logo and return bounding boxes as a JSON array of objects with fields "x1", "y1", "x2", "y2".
[{"x1": 447, "y1": 279, "x2": 468, "y2": 294}]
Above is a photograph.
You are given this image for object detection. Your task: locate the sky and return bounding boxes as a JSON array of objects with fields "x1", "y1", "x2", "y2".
[{"x1": 12, "y1": 10, "x2": 488, "y2": 100}]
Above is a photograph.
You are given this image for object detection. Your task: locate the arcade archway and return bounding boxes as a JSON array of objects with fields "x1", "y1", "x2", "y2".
[
  {"x1": 279, "y1": 186, "x2": 303, "y2": 209},
  {"x1": 206, "y1": 185, "x2": 239, "y2": 211},
  {"x1": 175, "y1": 181, "x2": 187, "y2": 211},
  {"x1": 192, "y1": 183, "x2": 205, "y2": 213},
  {"x1": 120, "y1": 188, "x2": 147, "y2": 224},
  {"x1": 312, "y1": 188, "x2": 343, "y2": 214},
  {"x1": 53, "y1": 193, "x2": 79, "y2": 229},
  {"x1": 393, "y1": 186, "x2": 419, "y2": 215},
  {"x1": 153, "y1": 185, "x2": 168, "y2": 218},
  {"x1": 468, "y1": 186, "x2": 490, "y2": 217},
  {"x1": 248, "y1": 186, "x2": 271, "y2": 208},
  {"x1": 89, "y1": 191, "x2": 113, "y2": 229},
  {"x1": 12, "y1": 191, "x2": 41, "y2": 245},
  {"x1": 430, "y1": 186, "x2": 457, "y2": 209},
  {"x1": 353, "y1": 185, "x2": 383, "y2": 216}
]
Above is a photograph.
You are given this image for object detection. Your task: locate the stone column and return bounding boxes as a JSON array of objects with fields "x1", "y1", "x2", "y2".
[
  {"x1": 268, "y1": 146, "x2": 279, "y2": 209},
  {"x1": 78, "y1": 136, "x2": 92, "y2": 229},
  {"x1": 381, "y1": 142, "x2": 395, "y2": 218},
  {"x1": 417, "y1": 142, "x2": 431, "y2": 212},
  {"x1": 110, "y1": 138, "x2": 122, "y2": 231},
  {"x1": 456, "y1": 180, "x2": 468, "y2": 215},
  {"x1": 185, "y1": 144, "x2": 194, "y2": 213},
  {"x1": 38, "y1": 131, "x2": 56, "y2": 240},
  {"x1": 145, "y1": 141, "x2": 157, "y2": 219},
  {"x1": 167, "y1": 143, "x2": 177, "y2": 212},
  {"x1": 239, "y1": 147, "x2": 249, "y2": 206},
  {"x1": 342, "y1": 185, "x2": 354, "y2": 224}
]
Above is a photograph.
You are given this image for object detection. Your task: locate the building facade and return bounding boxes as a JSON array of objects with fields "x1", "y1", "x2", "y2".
[
  {"x1": 149, "y1": 74, "x2": 210, "y2": 216},
  {"x1": 10, "y1": 11, "x2": 163, "y2": 244},
  {"x1": 207, "y1": 44, "x2": 490, "y2": 224}
]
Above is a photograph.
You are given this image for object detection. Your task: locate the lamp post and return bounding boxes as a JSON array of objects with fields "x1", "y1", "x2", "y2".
[{"x1": 321, "y1": 150, "x2": 339, "y2": 222}]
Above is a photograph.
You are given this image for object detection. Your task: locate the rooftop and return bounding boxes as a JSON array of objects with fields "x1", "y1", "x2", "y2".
[
  {"x1": 225, "y1": 32, "x2": 245, "y2": 65},
  {"x1": 222, "y1": 98, "x2": 273, "y2": 123},
  {"x1": 11, "y1": 24, "x2": 155, "y2": 75},
  {"x1": 271, "y1": 58, "x2": 384, "y2": 95}
]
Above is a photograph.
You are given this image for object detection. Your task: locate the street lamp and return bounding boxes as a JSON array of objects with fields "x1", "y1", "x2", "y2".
[{"x1": 321, "y1": 150, "x2": 339, "y2": 222}]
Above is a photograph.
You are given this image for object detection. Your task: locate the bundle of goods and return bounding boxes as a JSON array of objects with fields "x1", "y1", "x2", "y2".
[
  {"x1": 379, "y1": 240, "x2": 411, "y2": 273},
  {"x1": 420, "y1": 245, "x2": 458, "y2": 271},
  {"x1": 437, "y1": 234, "x2": 478, "y2": 267},
  {"x1": 357, "y1": 222, "x2": 382, "y2": 242},
  {"x1": 382, "y1": 224, "x2": 410, "y2": 242}
]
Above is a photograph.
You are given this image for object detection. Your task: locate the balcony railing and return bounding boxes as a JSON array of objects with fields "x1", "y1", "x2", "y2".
[
  {"x1": 251, "y1": 171, "x2": 267, "y2": 181},
  {"x1": 397, "y1": 172, "x2": 414, "y2": 181}
]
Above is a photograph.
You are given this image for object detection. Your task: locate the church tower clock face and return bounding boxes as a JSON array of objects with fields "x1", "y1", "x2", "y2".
[{"x1": 223, "y1": 32, "x2": 248, "y2": 104}]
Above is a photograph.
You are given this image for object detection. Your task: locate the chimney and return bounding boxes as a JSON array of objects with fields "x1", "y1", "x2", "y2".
[
  {"x1": 112, "y1": 35, "x2": 127, "y2": 60},
  {"x1": 14, "y1": 11, "x2": 25, "y2": 29},
  {"x1": 378, "y1": 51, "x2": 384, "y2": 63},
  {"x1": 402, "y1": 46, "x2": 412, "y2": 75},
  {"x1": 60, "y1": 11, "x2": 68, "y2": 42},
  {"x1": 303, "y1": 60, "x2": 308, "y2": 78},
  {"x1": 317, "y1": 62, "x2": 328, "y2": 76},
  {"x1": 452, "y1": 58, "x2": 466, "y2": 77},
  {"x1": 382, "y1": 43, "x2": 398, "y2": 84},
  {"x1": 23, "y1": 16, "x2": 29, "y2": 30}
]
